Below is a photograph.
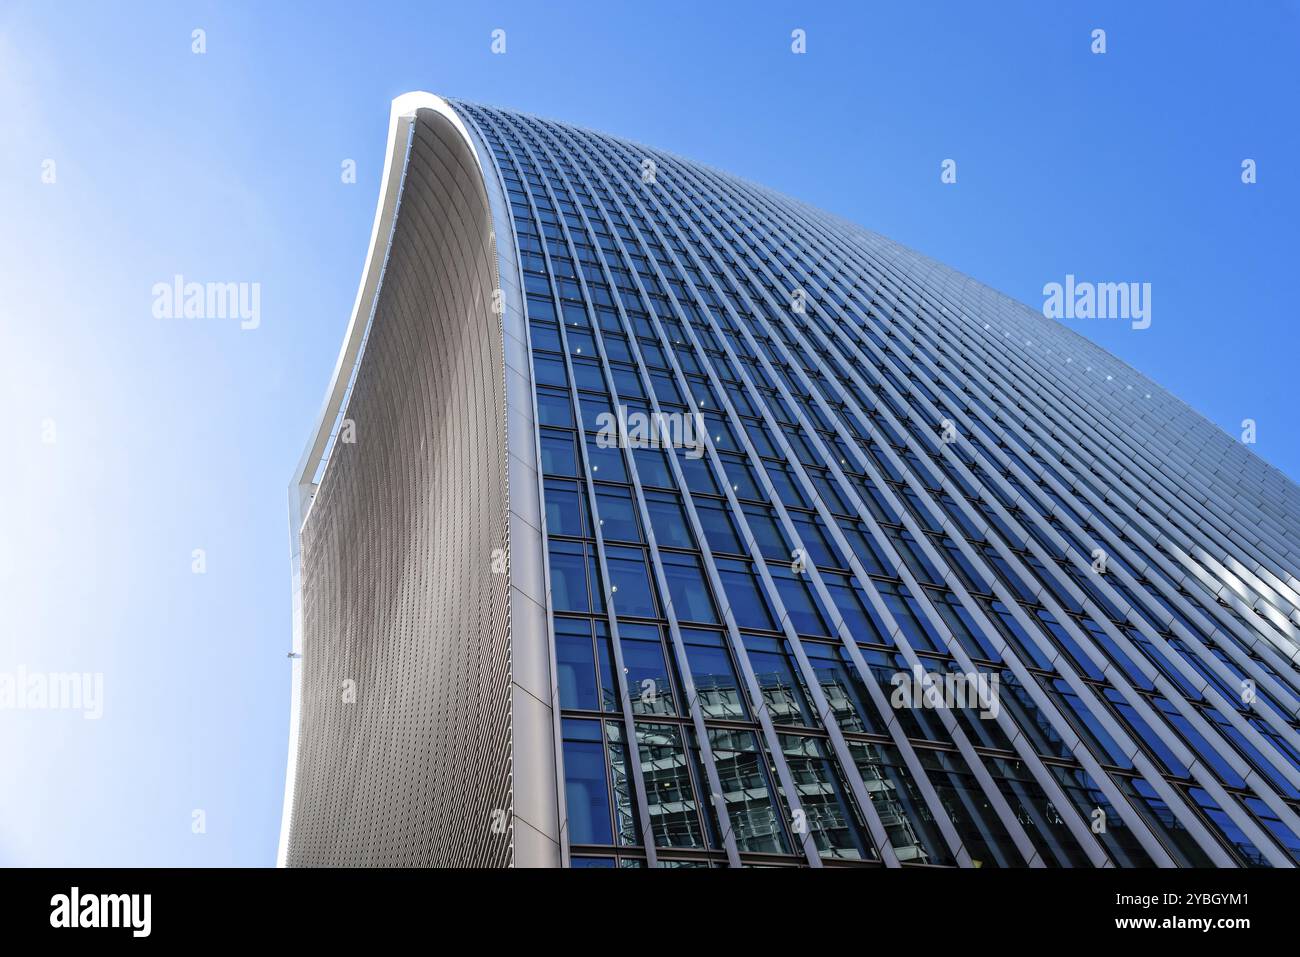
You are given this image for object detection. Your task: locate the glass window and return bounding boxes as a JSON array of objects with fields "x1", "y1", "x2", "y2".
[
  {"x1": 876, "y1": 580, "x2": 945, "y2": 653},
  {"x1": 717, "y1": 559, "x2": 776, "y2": 631},
  {"x1": 595, "y1": 487, "x2": 642, "y2": 542},
  {"x1": 636, "y1": 723, "x2": 705, "y2": 849},
  {"x1": 676, "y1": 448, "x2": 719, "y2": 494},
  {"x1": 536, "y1": 388, "x2": 574, "y2": 428},
  {"x1": 803, "y1": 640, "x2": 879, "y2": 733},
  {"x1": 579, "y1": 394, "x2": 614, "y2": 431},
  {"x1": 846, "y1": 741, "x2": 956, "y2": 865},
  {"x1": 707, "y1": 727, "x2": 791, "y2": 854},
  {"x1": 770, "y1": 564, "x2": 833, "y2": 636},
  {"x1": 694, "y1": 497, "x2": 744, "y2": 555},
  {"x1": 594, "y1": 621, "x2": 620, "y2": 713},
  {"x1": 994, "y1": 759, "x2": 1106, "y2": 868},
  {"x1": 605, "y1": 722, "x2": 641, "y2": 846},
  {"x1": 775, "y1": 734, "x2": 876, "y2": 861},
  {"x1": 544, "y1": 479, "x2": 589, "y2": 538},
  {"x1": 719, "y1": 452, "x2": 762, "y2": 500},
  {"x1": 765, "y1": 462, "x2": 810, "y2": 508},
  {"x1": 660, "y1": 551, "x2": 719, "y2": 623},
  {"x1": 571, "y1": 357, "x2": 606, "y2": 393},
  {"x1": 555, "y1": 618, "x2": 599, "y2": 711},
  {"x1": 525, "y1": 294, "x2": 557, "y2": 322},
  {"x1": 605, "y1": 545, "x2": 658, "y2": 618},
  {"x1": 1039, "y1": 766, "x2": 1164, "y2": 867},
  {"x1": 836, "y1": 518, "x2": 890, "y2": 577},
  {"x1": 533, "y1": 355, "x2": 568, "y2": 388},
  {"x1": 529, "y1": 322, "x2": 562, "y2": 353},
  {"x1": 743, "y1": 634, "x2": 814, "y2": 726},
  {"x1": 742, "y1": 504, "x2": 791, "y2": 560},
  {"x1": 644, "y1": 491, "x2": 696, "y2": 549},
  {"x1": 823, "y1": 573, "x2": 890, "y2": 645},
  {"x1": 562, "y1": 719, "x2": 613, "y2": 845},
  {"x1": 633, "y1": 446, "x2": 674, "y2": 488},
  {"x1": 568, "y1": 329, "x2": 597, "y2": 357},
  {"x1": 682, "y1": 628, "x2": 748, "y2": 719},
  {"x1": 561, "y1": 300, "x2": 592, "y2": 328},
  {"x1": 791, "y1": 512, "x2": 840, "y2": 568},
  {"x1": 916, "y1": 747, "x2": 1020, "y2": 868},
  {"x1": 603, "y1": 334, "x2": 632, "y2": 363},
  {"x1": 549, "y1": 541, "x2": 591, "y2": 613},
  {"x1": 620, "y1": 622, "x2": 675, "y2": 715},
  {"x1": 539, "y1": 429, "x2": 578, "y2": 477},
  {"x1": 585, "y1": 434, "x2": 628, "y2": 482}
]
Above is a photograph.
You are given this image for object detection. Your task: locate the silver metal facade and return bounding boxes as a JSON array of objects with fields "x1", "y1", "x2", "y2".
[
  {"x1": 283, "y1": 93, "x2": 1300, "y2": 868},
  {"x1": 284, "y1": 100, "x2": 558, "y2": 867}
]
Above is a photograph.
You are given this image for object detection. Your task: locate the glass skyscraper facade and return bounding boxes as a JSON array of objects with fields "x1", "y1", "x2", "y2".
[{"x1": 282, "y1": 94, "x2": 1300, "y2": 868}]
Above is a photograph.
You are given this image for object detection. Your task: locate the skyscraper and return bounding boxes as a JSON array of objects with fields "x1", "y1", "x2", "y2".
[{"x1": 280, "y1": 93, "x2": 1300, "y2": 868}]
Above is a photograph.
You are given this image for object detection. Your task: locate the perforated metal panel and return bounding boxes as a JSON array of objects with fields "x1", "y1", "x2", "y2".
[{"x1": 286, "y1": 110, "x2": 514, "y2": 867}]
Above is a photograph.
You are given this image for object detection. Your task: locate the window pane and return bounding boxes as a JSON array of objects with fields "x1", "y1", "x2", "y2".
[
  {"x1": 743, "y1": 504, "x2": 791, "y2": 560},
  {"x1": 585, "y1": 434, "x2": 628, "y2": 482},
  {"x1": 707, "y1": 727, "x2": 791, "y2": 854},
  {"x1": 562, "y1": 720, "x2": 612, "y2": 845},
  {"x1": 770, "y1": 564, "x2": 832, "y2": 636},
  {"x1": 682, "y1": 628, "x2": 748, "y2": 719},
  {"x1": 545, "y1": 480, "x2": 588, "y2": 537},
  {"x1": 548, "y1": 541, "x2": 590, "y2": 613},
  {"x1": 717, "y1": 559, "x2": 776, "y2": 631},
  {"x1": 694, "y1": 497, "x2": 744, "y2": 554},
  {"x1": 661, "y1": 551, "x2": 719, "y2": 623},
  {"x1": 636, "y1": 723, "x2": 705, "y2": 849},
  {"x1": 849, "y1": 741, "x2": 956, "y2": 866},
  {"x1": 595, "y1": 622, "x2": 620, "y2": 714},
  {"x1": 606, "y1": 546, "x2": 658, "y2": 618},
  {"x1": 743, "y1": 635, "x2": 814, "y2": 726},
  {"x1": 803, "y1": 641, "x2": 878, "y2": 733},
  {"x1": 596, "y1": 487, "x2": 642, "y2": 542},
  {"x1": 539, "y1": 430, "x2": 578, "y2": 477},
  {"x1": 605, "y1": 722, "x2": 641, "y2": 846},
  {"x1": 645, "y1": 492, "x2": 696, "y2": 549},
  {"x1": 633, "y1": 446, "x2": 674, "y2": 488},
  {"x1": 536, "y1": 388, "x2": 574, "y2": 428},
  {"x1": 555, "y1": 619, "x2": 599, "y2": 711},
  {"x1": 620, "y1": 623, "x2": 676, "y2": 716}
]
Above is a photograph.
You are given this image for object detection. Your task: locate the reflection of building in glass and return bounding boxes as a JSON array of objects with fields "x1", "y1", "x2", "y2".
[{"x1": 281, "y1": 93, "x2": 1300, "y2": 868}]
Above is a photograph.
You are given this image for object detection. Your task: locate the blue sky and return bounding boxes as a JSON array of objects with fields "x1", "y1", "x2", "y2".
[{"x1": 0, "y1": 1, "x2": 1295, "y2": 865}]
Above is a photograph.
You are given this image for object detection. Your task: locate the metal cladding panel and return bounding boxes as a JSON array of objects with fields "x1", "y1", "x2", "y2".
[{"x1": 287, "y1": 110, "x2": 513, "y2": 867}]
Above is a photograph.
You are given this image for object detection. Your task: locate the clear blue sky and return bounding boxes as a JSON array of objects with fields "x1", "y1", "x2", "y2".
[{"x1": 1, "y1": 1, "x2": 1295, "y2": 865}]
